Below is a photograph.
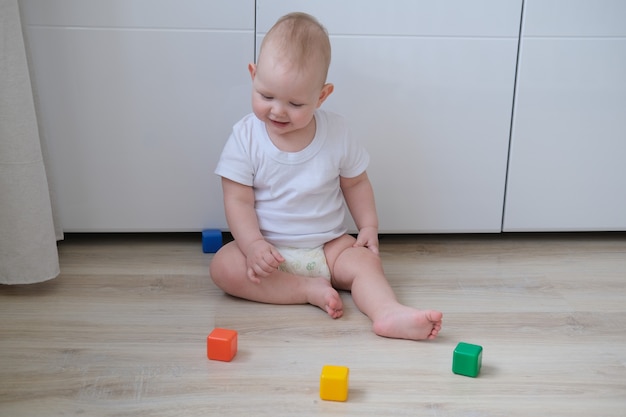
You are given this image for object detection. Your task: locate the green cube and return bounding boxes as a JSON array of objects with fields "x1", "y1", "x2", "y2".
[{"x1": 452, "y1": 342, "x2": 483, "y2": 377}]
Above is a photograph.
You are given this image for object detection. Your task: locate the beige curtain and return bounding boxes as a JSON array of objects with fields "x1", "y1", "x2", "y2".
[{"x1": 0, "y1": 0, "x2": 61, "y2": 284}]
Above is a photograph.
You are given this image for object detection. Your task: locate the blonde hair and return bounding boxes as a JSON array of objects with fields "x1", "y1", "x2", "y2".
[{"x1": 259, "y1": 12, "x2": 331, "y2": 84}]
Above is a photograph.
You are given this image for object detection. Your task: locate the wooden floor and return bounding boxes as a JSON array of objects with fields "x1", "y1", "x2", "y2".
[{"x1": 1, "y1": 233, "x2": 625, "y2": 416}]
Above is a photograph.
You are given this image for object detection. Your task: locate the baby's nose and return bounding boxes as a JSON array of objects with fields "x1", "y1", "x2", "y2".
[{"x1": 272, "y1": 102, "x2": 287, "y2": 116}]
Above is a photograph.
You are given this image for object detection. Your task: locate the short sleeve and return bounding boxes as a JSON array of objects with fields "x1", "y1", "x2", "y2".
[
  {"x1": 215, "y1": 119, "x2": 255, "y2": 187},
  {"x1": 338, "y1": 122, "x2": 370, "y2": 179}
]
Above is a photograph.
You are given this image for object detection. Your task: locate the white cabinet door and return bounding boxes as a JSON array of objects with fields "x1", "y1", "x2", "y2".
[
  {"x1": 503, "y1": 0, "x2": 626, "y2": 231},
  {"x1": 20, "y1": 0, "x2": 254, "y2": 231},
  {"x1": 257, "y1": 0, "x2": 522, "y2": 232}
]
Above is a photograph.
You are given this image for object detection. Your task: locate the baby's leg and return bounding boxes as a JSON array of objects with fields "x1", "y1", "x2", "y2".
[
  {"x1": 210, "y1": 241, "x2": 343, "y2": 318},
  {"x1": 325, "y1": 235, "x2": 443, "y2": 340}
]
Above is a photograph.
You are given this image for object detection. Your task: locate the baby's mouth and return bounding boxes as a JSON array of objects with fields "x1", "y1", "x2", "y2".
[{"x1": 270, "y1": 119, "x2": 289, "y2": 127}]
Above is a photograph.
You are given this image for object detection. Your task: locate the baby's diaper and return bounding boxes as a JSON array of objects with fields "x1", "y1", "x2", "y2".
[{"x1": 277, "y1": 246, "x2": 331, "y2": 279}]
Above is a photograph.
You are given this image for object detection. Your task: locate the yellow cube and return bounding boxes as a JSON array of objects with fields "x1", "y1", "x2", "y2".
[{"x1": 320, "y1": 365, "x2": 349, "y2": 402}]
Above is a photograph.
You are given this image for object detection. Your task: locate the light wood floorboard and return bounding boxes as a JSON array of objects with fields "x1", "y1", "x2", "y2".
[{"x1": 1, "y1": 233, "x2": 625, "y2": 416}]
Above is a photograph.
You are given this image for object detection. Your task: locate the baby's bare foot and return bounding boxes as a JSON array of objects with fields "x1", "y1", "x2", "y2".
[
  {"x1": 372, "y1": 306, "x2": 442, "y2": 340},
  {"x1": 306, "y1": 277, "x2": 343, "y2": 319}
]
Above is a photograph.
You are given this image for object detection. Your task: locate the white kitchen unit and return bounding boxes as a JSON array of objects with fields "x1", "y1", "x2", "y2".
[
  {"x1": 503, "y1": 0, "x2": 626, "y2": 231},
  {"x1": 20, "y1": 0, "x2": 253, "y2": 231},
  {"x1": 257, "y1": 0, "x2": 522, "y2": 232},
  {"x1": 30, "y1": 1, "x2": 624, "y2": 234}
]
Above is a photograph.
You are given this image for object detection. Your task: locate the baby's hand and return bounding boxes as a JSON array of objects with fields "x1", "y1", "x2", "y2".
[
  {"x1": 244, "y1": 240, "x2": 285, "y2": 284},
  {"x1": 353, "y1": 226, "x2": 380, "y2": 255}
]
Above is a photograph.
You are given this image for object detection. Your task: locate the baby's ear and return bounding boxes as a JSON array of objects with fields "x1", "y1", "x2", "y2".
[
  {"x1": 317, "y1": 83, "x2": 334, "y2": 106},
  {"x1": 248, "y1": 63, "x2": 257, "y2": 80}
]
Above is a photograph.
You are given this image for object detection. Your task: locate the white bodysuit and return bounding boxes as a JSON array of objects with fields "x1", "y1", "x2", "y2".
[{"x1": 215, "y1": 109, "x2": 369, "y2": 273}]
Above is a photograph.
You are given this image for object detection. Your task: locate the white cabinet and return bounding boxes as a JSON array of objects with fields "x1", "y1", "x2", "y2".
[
  {"x1": 257, "y1": 0, "x2": 522, "y2": 232},
  {"x1": 24, "y1": 1, "x2": 623, "y2": 233},
  {"x1": 503, "y1": 0, "x2": 626, "y2": 231},
  {"x1": 20, "y1": 0, "x2": 254, "y2": 231}
]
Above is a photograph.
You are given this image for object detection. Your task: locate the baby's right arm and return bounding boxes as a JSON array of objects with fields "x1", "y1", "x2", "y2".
[{"x1": 221, "y1": 177, "x2": 284, "y2": 283}]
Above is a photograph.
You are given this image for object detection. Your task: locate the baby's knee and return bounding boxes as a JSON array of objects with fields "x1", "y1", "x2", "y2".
[
  {"x1": 209, "y1": 249, "x2": 230, "y2": 287},
  {"x1": 351, "y1": 246, "x2": 383, "y2": 268},
  {"x1": 358, "y1": 245, "x2": 380, "y2": 258},
  {"x1": 209, "y1": 243, "x2": 249, "y2": 292}
]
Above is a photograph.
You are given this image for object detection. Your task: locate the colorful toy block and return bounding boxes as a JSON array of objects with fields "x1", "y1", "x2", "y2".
[
  {"x1": 202, "y1": 229, "x2": 222, "y2": 253},
  {"x1": 452, "y1": 342, "x2": 483, "y2": 377},
  {"x1": 207, "y1": 328, "x2": 237, "y2": 362},
  {"x1": 320, "y1": 365, "x2": 349, "y2": 402}
]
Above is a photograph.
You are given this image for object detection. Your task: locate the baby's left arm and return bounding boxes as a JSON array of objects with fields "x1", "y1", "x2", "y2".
[{"x1": 340, "y1": 171, "x2": 380, "y2": 255}]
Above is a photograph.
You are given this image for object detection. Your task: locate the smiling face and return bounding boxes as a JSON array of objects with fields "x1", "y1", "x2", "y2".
[
  {"x1": 249, "y1": 13, "x2": 334, "y2": 150},
  {"x1": 249, "y1": 52, "x2": 333, "y2": 149}
]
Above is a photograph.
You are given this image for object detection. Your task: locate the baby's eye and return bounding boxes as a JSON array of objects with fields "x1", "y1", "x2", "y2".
[
  {"x1": 290, "y1": 102, "x2": 303, "y2": 108},
  {"x1": 260, "y1": 94, "x2": 273, "y2": 100}
]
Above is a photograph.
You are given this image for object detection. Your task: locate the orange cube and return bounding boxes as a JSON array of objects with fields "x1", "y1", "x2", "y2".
[{"x1": 207, "y1": 328, "x2": 238, "y2": 362}]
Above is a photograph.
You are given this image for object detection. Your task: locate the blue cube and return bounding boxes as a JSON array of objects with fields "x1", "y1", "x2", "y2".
[{"x1": 202, "y1": 229, "x2": 222, "y2": 253}]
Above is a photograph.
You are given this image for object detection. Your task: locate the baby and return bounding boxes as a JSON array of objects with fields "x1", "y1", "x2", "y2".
[{"x1": 210, "y1": 12, "x2": 442, "y2": 340}]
